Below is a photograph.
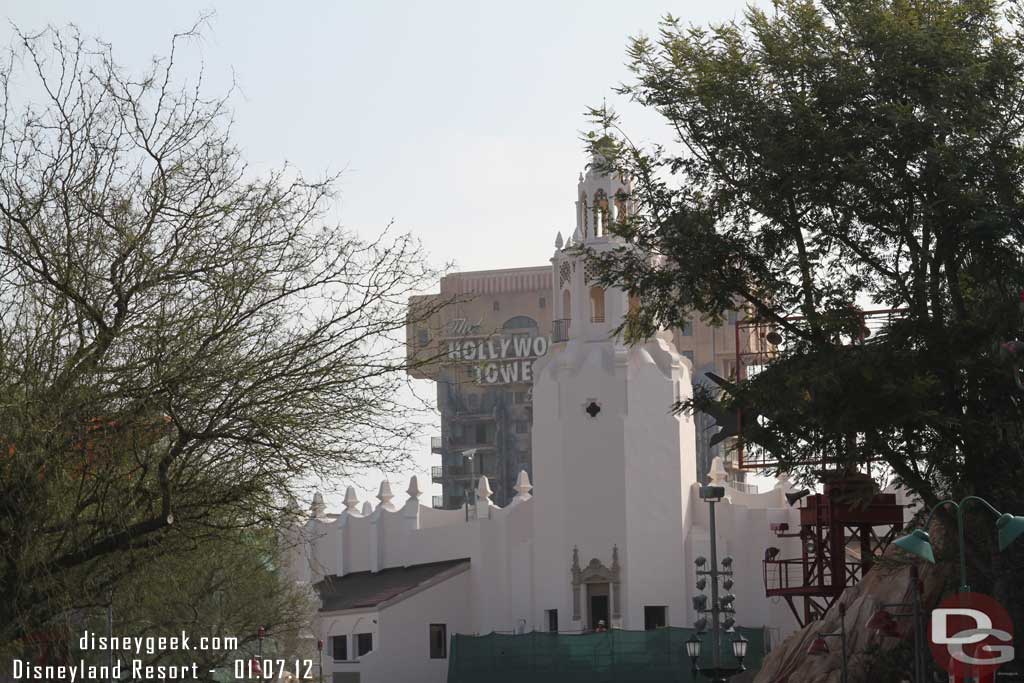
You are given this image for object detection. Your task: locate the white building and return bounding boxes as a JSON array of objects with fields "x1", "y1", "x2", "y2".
[{"x1": 285, "y1": 161, "x2": 830, "y2": 683}]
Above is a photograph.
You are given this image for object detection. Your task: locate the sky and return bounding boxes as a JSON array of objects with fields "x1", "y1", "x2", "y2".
[{"x1": 1, "y1": 0, "x2": 764, "y2": 505}]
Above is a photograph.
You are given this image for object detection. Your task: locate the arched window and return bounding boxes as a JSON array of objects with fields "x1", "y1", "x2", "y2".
[
  {"x1": 593, "y1": 190, "x2": 608, "y2": 237},
  {"x1": 502, "y1": 316, "x2": 538, "y2": 331},
  {"x1": 615, "y1": 192, "x2": 628, "y2": 222},
  {"x1": 562, "y1": 289, "x2": 572, "y2": 321},
  {"x1": 579, "y1": 194, "x2": 588, "y2": 237},
  {"x1": 590, "y1": 286, "x2": 605, "y2": 323}
]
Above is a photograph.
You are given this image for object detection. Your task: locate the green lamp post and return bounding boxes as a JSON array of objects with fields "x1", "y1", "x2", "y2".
[{"x1": 892, "y1": 496, "x2": 1024, "y2": 592}]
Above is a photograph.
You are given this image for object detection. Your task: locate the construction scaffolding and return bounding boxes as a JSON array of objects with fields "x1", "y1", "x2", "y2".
[{"x1": 446, "y1": 627, "x2": 768, "y2": 683}]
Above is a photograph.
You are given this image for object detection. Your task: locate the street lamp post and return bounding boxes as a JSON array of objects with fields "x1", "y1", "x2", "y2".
[
  {"x1": 687, "y1": 485, "x2": 746, "y2": 682},
  {"x1": 317, "y1": 639, "x2": 323, "y2": 683},
  {"x1": 866, "y1": 565, "x2": 927, "y2": 683},
  {"x1": 807, "y1": 602, "x2": 849, "y2": 683},
  {"x1": 892, "y1": 496, "x2": 1024, "y2": 592}
]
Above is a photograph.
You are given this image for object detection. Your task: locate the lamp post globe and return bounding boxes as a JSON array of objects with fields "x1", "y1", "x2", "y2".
[
  {"x1": 686, "y1": 633, "x2": 702, "y2": 662},
  {"x1": 731, "y1": 634, "x2": 748, "y2": 663}
]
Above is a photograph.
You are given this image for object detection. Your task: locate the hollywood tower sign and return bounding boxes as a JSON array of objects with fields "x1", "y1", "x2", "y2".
[{"x1": 446, "y1": 333, "x2": 550, "y2": 385}]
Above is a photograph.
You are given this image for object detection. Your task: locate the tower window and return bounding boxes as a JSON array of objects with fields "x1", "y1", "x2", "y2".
[
  {"x1": 579, "y1": 194, "x2": 588, "y2": 236},
  {"x1": 593, "y1": 190, "x2": 608, "y2": 236},
  {"x1": 493, "y1": 301, "x2": 500, "y2": 312},
  {"x1": 562, "y1": 289, "x2": 572, "y2": 321},
  {"x1": 539, "y1": 296, "x2": 546, "y2": 309},
  {"x1": 589, "y1": 286, "x2": 605, "y2": 323},
  {"x1": 644, "y1": 606, "x2": 667, "y2": 630},
  {"x1": 585, "y1": 400, "x2": 601, "y2": 418},
  {"x1": 429, "y1": 624, "x2": 447, "y2": 659},
  {"x1": 356, "y1": 633, "x2": 373, "y2": 656},
  {"x1": 331, "y1": 635, "x2": 348, "y2": 661}
]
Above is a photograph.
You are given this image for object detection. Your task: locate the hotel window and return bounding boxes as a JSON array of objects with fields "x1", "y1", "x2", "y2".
[
  {"x1": 356, "y1": 633, "x2": 373, "y2": 657},
  {"x1": 546, "y1": 609, "x2": 559, "y2": 632},
  {"x1": 722, "y1": 359, "x2": 738, "y2": 381},
  {"x1": 514, "y1": 421, "x2": 529, "y2": 434},
  {"x1": 331, "y1": 635, "x2": 348, "y2": 661},
  {"x1": 475, "y1": 422, "x2": 489, "y2": 444},
  {"x1": 416, "y1": 328, "x2": 429, "y2": 347},
  {"x1": 429, "y1": 624, "x2": 447, "y2": 659},
  {"x1": 539, "y1": 296, "x2": 546, "y2": 309},
  {"x1": 513, "y1": 391, "x2": 528, "y2": 404},
  {"x1": 644, "y1": 606, "x2": 667, "y2": 630}
]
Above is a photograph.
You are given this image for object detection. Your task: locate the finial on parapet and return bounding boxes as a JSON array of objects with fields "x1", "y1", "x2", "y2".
[
  {"x1": 407, "y1": 475, "x2": 424, "y2": 502},
  {"x1": 511, "y1": 470, "x2": 533, "y2": 505},
  {"x1": 311, "y1": 492, "x2": 326, "y2": 519},
  {"x1": 555, "y1": 232, "x2": 564, "y2": 250},
  {"x1": 343, "y1": 486, "x2": 359, "y2": 513},
  {"x1": 377, "y1": 480, "x2": 397, "y2": 511},
  {"x1": 477, "y1": 475, "x2": 493, "y2": 505},
  {"x1": 361, "y1": 501, "x2": 373, "y2": 516},
  {"x1": 708, "y1": 456, "x2": 729, "y2": 488}
]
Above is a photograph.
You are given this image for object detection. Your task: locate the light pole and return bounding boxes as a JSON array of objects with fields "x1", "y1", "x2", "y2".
[
  {"x1": 807, "y1": 602, "x2": 849, "y2": 683},
  {"x1": 316, "y1": 639, "x2": 323, "y2": 683},
  {"x1": 688, "y1": 485, "x2": 746, "y2": 682},
  {"x1": 866, "y1": 565, "x2": 927, "y2": 683},
  {"x1": 892, "y1": 496, "x2": 1024, "y2": 592},
  {"x1": 685, "y1": 632, "x2": 748, "y2": 683}
]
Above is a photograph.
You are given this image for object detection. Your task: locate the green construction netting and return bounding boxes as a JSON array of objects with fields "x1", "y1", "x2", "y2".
[{"x1": 447, "y1": 627, "x2": 767, "y2": 683}]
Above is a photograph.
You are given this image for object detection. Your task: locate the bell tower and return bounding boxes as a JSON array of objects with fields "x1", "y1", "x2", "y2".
[
  {"x1": 551, "y1": 155, "x2": 632, "y2": 344},
  {"x1": 531, "y1": 157, "x2": 698, "y2": 631}
]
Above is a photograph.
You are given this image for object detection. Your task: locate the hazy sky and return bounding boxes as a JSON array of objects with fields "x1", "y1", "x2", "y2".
[{"x1": 2, "y1": 1, "x2": 762, "y2": 504}]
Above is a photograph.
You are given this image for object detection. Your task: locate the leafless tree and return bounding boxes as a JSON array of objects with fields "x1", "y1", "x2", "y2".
[{"x1": 0, "y1": 24, "x2": 446, "y2": 643}]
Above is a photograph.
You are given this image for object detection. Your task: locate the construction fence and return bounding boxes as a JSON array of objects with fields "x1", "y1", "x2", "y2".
[{"x1": 447, "y1": 626, "x2": 768, "y2": 683}]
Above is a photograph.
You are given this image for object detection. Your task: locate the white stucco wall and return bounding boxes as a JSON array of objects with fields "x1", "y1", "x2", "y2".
[{"x1": 319, "y1": 567, "x2": 472, "y2": 683}]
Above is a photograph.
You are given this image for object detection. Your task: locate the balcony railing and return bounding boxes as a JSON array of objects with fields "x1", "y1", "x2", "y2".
[
  {"x1": 431, "y1": 465, "x2": 443, "y2": 481},
  {"x1": 430, "y1": 436, "x2": 443, "y2": 453},
  {"x1": 432, "y1": 495, "x2": 444, "y2": 509},
  {"x1": 552, "y1": 318, "x2": 571, "y2": 343}
]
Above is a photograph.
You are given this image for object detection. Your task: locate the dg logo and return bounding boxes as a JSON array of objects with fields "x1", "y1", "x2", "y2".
[{"x1": 929, "y1": 592, "x2": 1015, "y2": 682}]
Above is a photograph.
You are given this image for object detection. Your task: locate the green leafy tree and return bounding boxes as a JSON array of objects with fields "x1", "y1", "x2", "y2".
[
  {"x1": 0, "y1": 24, "x2": 445, "y2": 645},
  {"x1": 585, "y1": 0, "x2": 1024, "y2": 635}
]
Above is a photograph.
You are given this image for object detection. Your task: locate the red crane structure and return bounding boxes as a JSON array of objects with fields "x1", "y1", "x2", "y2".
[
  {"x1": 762, "y1": 476, "x2": 904, "y2": 626},
  {"x1": 729, "y1": 310, "x2": 908, "y2": 626}
]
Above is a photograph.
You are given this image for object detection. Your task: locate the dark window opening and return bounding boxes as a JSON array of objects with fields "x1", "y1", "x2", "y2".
[
  {"x1": 546, "y1": 609, "x2": 559, "y2": 633},
  {"x1": 356, "y1": 633, "x2": 373, "y2": 657},
  {"x1": 644, "y1": 606, "x2": 667, "y2": 630},
  {"x1": 539, "y1": 296, "x2": 546, "y2": 309},
  {"x1": 429, "y1": 624, "x2": 447, "y2": 659},
  {"x1": 331, "y1": 635, "x2": 348, "y2": 661},
  {"x1": 493, "y1": 301, "x2": 500, "y2": 312}
]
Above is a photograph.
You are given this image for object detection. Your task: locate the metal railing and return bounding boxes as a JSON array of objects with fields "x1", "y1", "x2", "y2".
[
  {"x1": 552, "y1": 319, "x2": 570, "y2": 343},
  {"x1": 430, "y1": 436, "x2": 443, "y2": 453},
  {"x1": 432, "y1": 495, "x2": 444, "y2": 509},
  {"x1": 431, "y1": 466, "x2": 443, "y2": 480}
]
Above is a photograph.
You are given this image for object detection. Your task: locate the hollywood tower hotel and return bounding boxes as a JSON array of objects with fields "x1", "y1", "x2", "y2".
[
  {"x1": 289, "y1": 156, "x2": 822, "y2": 683},
  {"x1": 407, "y1": 163, "x2": 749, "y2": 509}
]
